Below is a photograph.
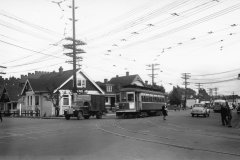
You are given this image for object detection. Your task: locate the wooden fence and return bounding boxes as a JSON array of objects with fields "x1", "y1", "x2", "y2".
[{"x1": 0, "y1": 110, "x2": 41, "y2": 117}]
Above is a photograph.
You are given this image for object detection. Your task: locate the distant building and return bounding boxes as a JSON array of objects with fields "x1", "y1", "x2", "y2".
[{"x1": 0, "y1": 85, "x2": 22, "y2": 114}]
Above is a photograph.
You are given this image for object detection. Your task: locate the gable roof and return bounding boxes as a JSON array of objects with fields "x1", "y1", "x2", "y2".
[
  {"x1": 109, "y1": 74, "x2": 143, "y2": 87},
  {"x1": 21, "y1": 69, "x2": 104, "y2": 94},
  {"x1": 0, "y1": 85, "x2": 22, "y2": 102}
]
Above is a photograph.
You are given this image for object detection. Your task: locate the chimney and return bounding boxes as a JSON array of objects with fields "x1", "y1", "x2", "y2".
[
  {"x1": 126, "y1": 71, "x2": 129, "y2": 76},
  {"x1": 59, "y1": 66, "x2": 63, "y2": 74},
  {"x1": 116, "y1": 75, "x2": 119, "y2": 78},
  {"x1": 104, "y1": 79, "x2": 108, "y2": 83},
  {"x1": 145, "y1": 81, "x2": 148, "y2": 85}
]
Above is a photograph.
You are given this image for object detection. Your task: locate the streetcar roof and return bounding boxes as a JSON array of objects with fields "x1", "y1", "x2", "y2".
[{"x1": 120, "y1": 86, "x2": 165, "y2": 95}]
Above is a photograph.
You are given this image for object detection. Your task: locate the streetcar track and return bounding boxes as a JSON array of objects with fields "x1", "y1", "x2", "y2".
[
  {"x1": 113, "y1": 119, "x2": 175, "y2": 140},
  {"x1": 145, "y1": 119, "x2": 240, "y2": 141},
  {"x1": 96, "y1": 121, "x2": 240, "y2": 157}
]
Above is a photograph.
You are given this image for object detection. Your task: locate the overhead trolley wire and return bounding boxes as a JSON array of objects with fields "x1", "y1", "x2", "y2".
[
  {"x1": 88, "y1": 0, "x2": 192, "y2": 41},
  {"x1": 121, "y1": 2, "x2": 240, "y2": 49}
]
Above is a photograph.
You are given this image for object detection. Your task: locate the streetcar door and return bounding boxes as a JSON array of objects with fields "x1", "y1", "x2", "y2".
[{"x1": 127, "y1": 92, "x2": 135, "y2": 109}]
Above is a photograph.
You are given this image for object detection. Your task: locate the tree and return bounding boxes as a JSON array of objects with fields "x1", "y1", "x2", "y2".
[
  {"x1": 198, "y1": 88, "x2": 210, "y2": 101},
  {"x1": 169, "y1": 86, "x2": 182, "y2": 105},
  {"x1": 44, "y1": 84, "x2": 63, "y2": 117},
  {"x1": 154, "y1": 84, "x2": 165, "y2": 93}
]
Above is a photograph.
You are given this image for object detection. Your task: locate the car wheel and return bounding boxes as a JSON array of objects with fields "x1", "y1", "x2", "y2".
[{"x1": 192, "y1": 114, "x2": 194, "y2": 117}]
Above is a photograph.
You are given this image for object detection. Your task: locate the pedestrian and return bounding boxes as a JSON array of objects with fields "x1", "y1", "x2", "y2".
[
  {"x1": 162, "y1": 104, "x2": 168, "y2": 120},
  {"x1": 226, "y1": 102, "x2": 232, "y2": 128},
  {"x1": 220, "y1": 104, "x2": 228, "y2": 126}
]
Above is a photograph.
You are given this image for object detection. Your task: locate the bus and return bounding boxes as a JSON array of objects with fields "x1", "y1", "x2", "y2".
[
  {"x1": 213, "y1": 99, "x2": 226, "y2": 112},
  {"x1": 116, "y1": 85, "x2": 166, "y2": 118}
]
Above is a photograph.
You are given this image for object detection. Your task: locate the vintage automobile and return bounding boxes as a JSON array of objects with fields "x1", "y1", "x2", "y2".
[
  {"x1": 191, "y1": 103, "x2": 210, "y2": 117},
  {"x1": 237, "y1": 104, "x2": 240, "y2": 114}
]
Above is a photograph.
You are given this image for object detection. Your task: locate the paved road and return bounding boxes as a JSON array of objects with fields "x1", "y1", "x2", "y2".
[{"x1": 0, "y1": 110, "x2": 239, "y2": 160}]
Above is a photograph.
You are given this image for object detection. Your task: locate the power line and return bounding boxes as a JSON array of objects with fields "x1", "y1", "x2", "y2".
[
  {"x1": 6, "y1": 62, "x2": 65, "y2": 74},
  {"x1": 0, "y1": 39, "x2": 66, "y2": 60},
  {"x1": 0, "y1": 9, "x2": 61, "y2": 36},
  {"x1": 191, "y1": 67, "x2": 240, "y2": 77}
]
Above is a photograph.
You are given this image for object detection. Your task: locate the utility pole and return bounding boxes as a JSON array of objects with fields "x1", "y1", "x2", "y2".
[
  {"x1": 181, "y1": 73, "x2": 191, "y2": 109},
  {"x1": 195, "y1": 83, "x2": 203, "y2": 101},
  {"x1": 214, "y1": 87, "x2": 218, "y2": 98},
  {"x1": 63, "y1": 0, "x2": 86, "y2": 94},
  {"x1": 232, "y1": 91, "x2": 235, "y2": 103},
  {"x1": 146, "y1": 63, "x2": 160, "y2": 86},
  {"x1": 195, "y1": 83, "x2": 203, "y2": 93},
  {"x1": 0, "y1": 65, "x2": 6, "y2": 74},
  {"x1": 72, "y1": 0, "x2": 77, "y2": 93}
]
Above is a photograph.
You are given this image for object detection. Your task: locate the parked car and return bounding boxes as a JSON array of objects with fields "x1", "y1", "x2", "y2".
[
  {"x1": 237, "y1": 104, "x2": 240, "y2": 114},
  {"x1": 191, "y1": 103, "x2": 210, "y2": 117}
]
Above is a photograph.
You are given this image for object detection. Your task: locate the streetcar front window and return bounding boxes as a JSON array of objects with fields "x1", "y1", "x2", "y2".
[
  {"x1": 127, "y1": 93, "x2": 134, "y2": 102},
  {"x1": 121, "y1": 92, "x2": 127, "y2": 102}
]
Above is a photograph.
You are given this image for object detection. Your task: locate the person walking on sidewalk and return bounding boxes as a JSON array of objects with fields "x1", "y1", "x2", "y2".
[{"x1": 162, "y1": 104, "x2": 168, "y2": 120}]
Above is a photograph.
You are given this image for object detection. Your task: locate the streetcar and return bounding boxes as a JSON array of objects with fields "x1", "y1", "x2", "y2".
[{"x1": 116, "y1": 85, "x2": 166, "y2": 118}]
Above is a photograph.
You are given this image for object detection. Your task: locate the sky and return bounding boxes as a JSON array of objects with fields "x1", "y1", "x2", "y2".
[{"x1": 1, "y1": 0, "x2": 240, "y2": 95}]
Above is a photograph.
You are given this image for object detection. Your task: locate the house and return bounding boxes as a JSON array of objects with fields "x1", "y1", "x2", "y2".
[
  {"x1": 97, "y1": 72, "x2": 145, "y2": 111},
  {"x1": 0, "y1": 84, "x2": 22, "y2": 115},
  {"x1": 20, "y1": 67, "x2": 104, "y2": 117}
]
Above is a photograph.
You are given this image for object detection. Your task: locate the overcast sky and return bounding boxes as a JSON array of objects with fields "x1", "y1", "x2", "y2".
[{"x1": 1, "y1": 0, "x2": 240, "y2": 95}]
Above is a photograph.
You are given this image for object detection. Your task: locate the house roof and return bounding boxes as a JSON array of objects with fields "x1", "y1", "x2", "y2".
[
  {"x1": 21, "y1": 69, "x2": 104, "y2": 94},
  {"x1": 109, "y1": 74, "x2": 140, "y2": 86},
  {"x1": 28, "y1": 70, "x2": 73, "y2": 92},
  {"x1": 0, "y1": 85, "x2": 22, "y2": 102}
]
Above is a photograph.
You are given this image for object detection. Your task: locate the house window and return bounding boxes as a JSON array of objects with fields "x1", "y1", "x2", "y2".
[
  {"x1": 77, "y1": 79, "x2": 86, "y2": 88},
  {"x1": 106, "y1": 85, "x2": 112, "y2": 92},
  {"x1": 30, "y1": 96, "x2": 32, "y2": 106},
  {"x1": 35, "y1": 96, "x2": 39, "y2": 105},
  {"x1": 105, "y1": 97, "x2": 109, "y2": 103},
  {"x1": 63, "y1": 95, "x2": 69, "y2": 106},
  {"x1": 27, "y1": 96, "x2": 29, "y2": 106}
]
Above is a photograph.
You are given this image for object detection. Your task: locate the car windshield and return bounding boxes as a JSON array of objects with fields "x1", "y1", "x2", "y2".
[
  {"x1": 193, "y1": 107, "x2": 204, "y2": 110},
  {"x1": 194, "y1": 104, "x2": 204, "y2": 107}
]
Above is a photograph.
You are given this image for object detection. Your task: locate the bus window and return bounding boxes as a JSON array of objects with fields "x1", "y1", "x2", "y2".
[{"x1": 127, "y1": 93, "x2": 134, "y2": 102}]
